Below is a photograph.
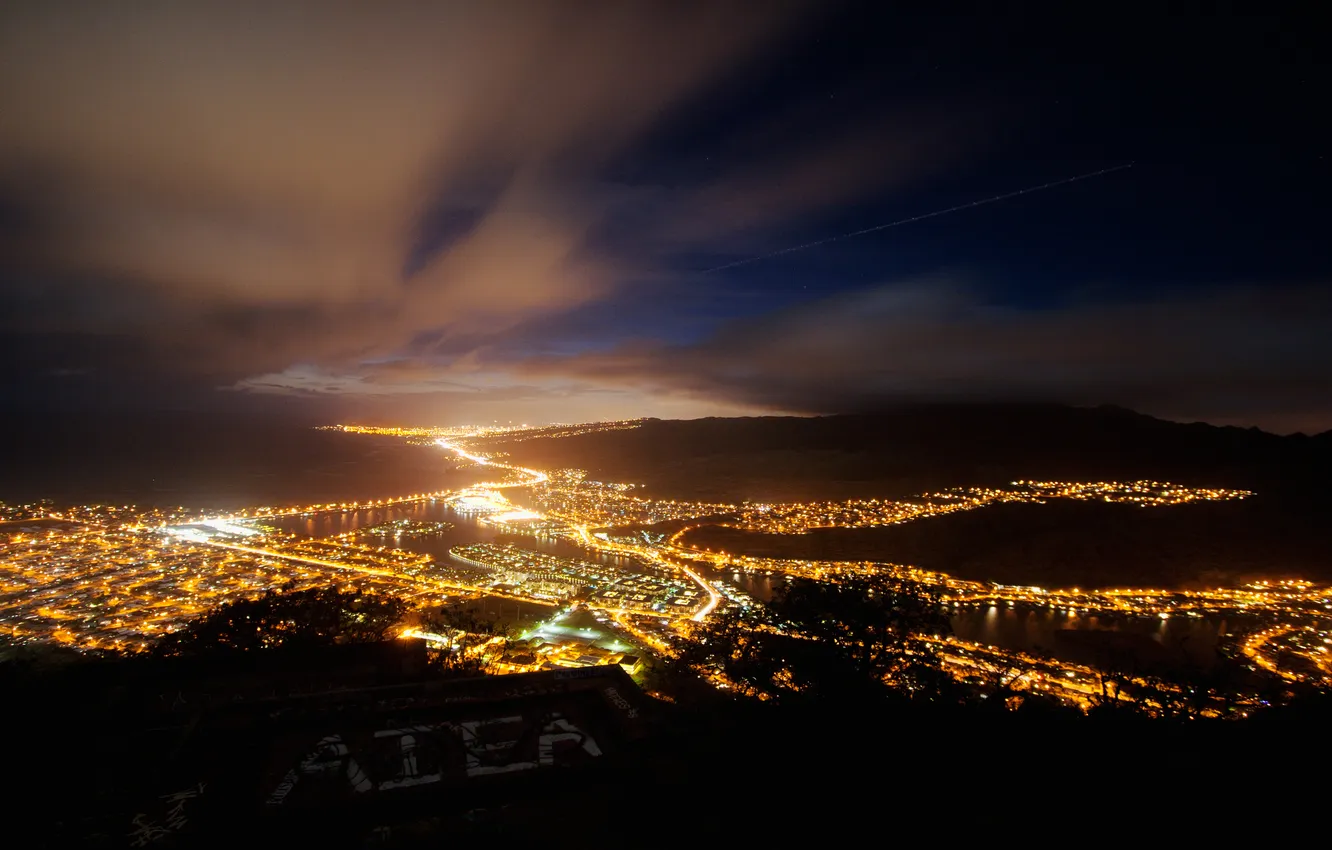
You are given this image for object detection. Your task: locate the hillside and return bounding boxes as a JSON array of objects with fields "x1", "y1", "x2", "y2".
[
  {"x1": 487, "y1": 404, "x2": 1332, "y2": 588},
  {"x1": 682, "y1": 496, "x2": 1330, "y2": 588},
  {"x1": 486, "y1": 404, "x2": 1332, "y2": 502}
]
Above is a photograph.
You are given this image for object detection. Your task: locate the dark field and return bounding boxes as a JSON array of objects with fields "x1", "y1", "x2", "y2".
[{"x1": 0, "y1": 414, "x2": 484, "y2": 510}]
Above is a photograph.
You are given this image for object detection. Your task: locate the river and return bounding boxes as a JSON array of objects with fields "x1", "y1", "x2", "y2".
[
  {"x1": 719, "y1": 569, "x2": 1243, "y2": 668},
  {"x1": 264, "y1": 503, "x2": 1245, "y2": 668}
]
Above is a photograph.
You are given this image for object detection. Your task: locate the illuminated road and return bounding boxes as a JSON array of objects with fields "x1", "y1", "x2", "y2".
[
  {"x1": 1242, "y1": 625, "x2": 1300, "y2": 680},
  {"x1": 678, "y1": 562, "x2": 721, "y2": 621},
  {"x1": 438, "y1": 444, "x2": 718, "y2": 620},
  {"x1": 579, "y1": 530, "x2": 719, "y2": 620},
  {"x1": 436, "y1": 440, "x2": 548, "y2": 486},
  {"x1": 192, "y1": 538, "x2": 557, "y2": 606}
]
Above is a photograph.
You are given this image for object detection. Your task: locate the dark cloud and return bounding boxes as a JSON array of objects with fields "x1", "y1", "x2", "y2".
[
  {"x1": 4, "y1": 3, "x2": 1325, "y2": 432},
  {"x1": 511, "y1": 280, "x2": 1332, "y2": 434},
  {"x1": 1, "y1": 1, "x2": 963, "y2": 396},
  {"x1": 0, "y1": 2, "x2": 810, "y2": 371}
]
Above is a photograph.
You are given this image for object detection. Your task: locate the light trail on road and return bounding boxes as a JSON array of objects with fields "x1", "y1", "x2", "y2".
[
  {"x1": 436, "y1": 440, "x2": 548, "y2": 486},
  {"x1": 437, "y1": 445, "x2": 720, "y2": 620},
  {"x1": 679, "y1": 562, "x2": 721, "y2": 621}
]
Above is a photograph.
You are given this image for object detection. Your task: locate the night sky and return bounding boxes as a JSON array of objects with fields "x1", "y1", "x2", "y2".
[{"x1": 1, "y1": 3, "x2": 1328, "y2": 432}]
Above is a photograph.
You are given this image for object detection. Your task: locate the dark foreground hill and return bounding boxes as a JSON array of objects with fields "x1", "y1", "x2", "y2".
[{"x1": 8, "y1": 640, "x2": 1324, "y2": 845}]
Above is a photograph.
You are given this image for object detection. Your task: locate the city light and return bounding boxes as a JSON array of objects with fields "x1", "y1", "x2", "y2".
[{"x1": 3, "y1": 420, "x2": 1327, "y2": 708}]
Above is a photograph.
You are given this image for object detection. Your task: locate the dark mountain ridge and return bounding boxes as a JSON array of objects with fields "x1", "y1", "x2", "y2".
[
  {"x1": 491, "y1": 404, "x2": 1332, "y2": 503},
  {"x1": 485, "y1": 404, "x2": 1332, "y2": 587}
]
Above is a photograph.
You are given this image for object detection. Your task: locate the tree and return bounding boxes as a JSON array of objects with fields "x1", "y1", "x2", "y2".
[
  {"x1": 1081, "y1": 635, "x2": 1261, "y2": 720},
  {"x1": 771, "y1": 575, "x2": 952, "y2": 686},
  {"x1": 415, "y1": 605, "x2": 512, "y2": 678},
  {"x1": 153, "y1": 587, "x2": 407, "y2": 657},
  {"x1": 669, "y1": 575, "x2": 958, "y2": 705}
]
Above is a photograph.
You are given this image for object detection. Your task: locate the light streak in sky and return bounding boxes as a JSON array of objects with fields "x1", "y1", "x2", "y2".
[{"x1": 701, "y1": 163, "x2": 1134, "y2": 274}]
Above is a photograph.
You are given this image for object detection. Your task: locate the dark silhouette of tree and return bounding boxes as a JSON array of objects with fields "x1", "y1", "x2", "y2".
[
  {"x1": 416, "y1": 606, "x2": 512, "y2": 677},
  {"x1": 771, "y1": 576, "x2": 951, "y2": 682},
  {"x1": 669, "y1": 575, "x2": 958, "y2": 704},
  {"x1": 1079, "y1": 634, "x2": 1268, "y2": 719},
  {"x1": 153, "y1": 587, "x2": 406, "y2": 657},
  {"x1": 968, "y1": 653, "x2": 1036, "y2": 708}
]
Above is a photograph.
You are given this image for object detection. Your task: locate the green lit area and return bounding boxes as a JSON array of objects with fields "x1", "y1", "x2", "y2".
[{"x1": 525, "y1": 607, "x2": 633, "y2": 654}]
